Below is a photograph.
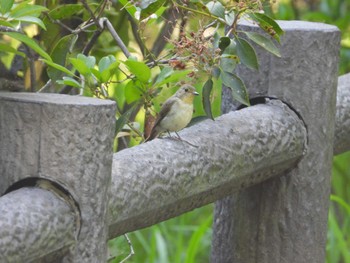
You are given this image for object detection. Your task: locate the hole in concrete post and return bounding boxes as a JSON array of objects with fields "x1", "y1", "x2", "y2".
[{"x1": 237, "y1": 96, "x2": 277, "y2": 110}]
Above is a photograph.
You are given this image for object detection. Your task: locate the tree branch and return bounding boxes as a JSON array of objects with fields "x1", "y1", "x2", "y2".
[
  {"x1": 102, "y1": 18, "x2": 131, "y2": 58},
  {"x1": 151, "y1": 7, "x2": 181, "y2": 58}
]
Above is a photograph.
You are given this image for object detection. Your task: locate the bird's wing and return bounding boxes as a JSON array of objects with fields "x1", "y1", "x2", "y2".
[
  {"x1": 147, "y1": 99, "x2": 177, "y2": 141},
  {"x1": 153, "y1": 99, "x2": 176, "y2": 128}
]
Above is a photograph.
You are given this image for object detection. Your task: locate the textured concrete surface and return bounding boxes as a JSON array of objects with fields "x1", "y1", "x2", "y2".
[
  {"x1": 334, "y1": 73, "x2": 350, "y2": 155},
  {"x1": 108, "y1": 100, "x2": 307, "y2": 237},
  {"x1": 213, "y1": 21, "x2": 340, "y2": 263},
  {"x1": 0, "y1": 187, "x2": 76, "y2": 262},
  {"x1": 0, "y1": 93, "x2": 116, "y2": 262}
]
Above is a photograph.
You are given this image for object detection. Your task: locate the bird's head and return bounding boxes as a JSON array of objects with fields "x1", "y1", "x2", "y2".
[{"x1": 175, "y1": 84, "x2": 199, "y2": 104}]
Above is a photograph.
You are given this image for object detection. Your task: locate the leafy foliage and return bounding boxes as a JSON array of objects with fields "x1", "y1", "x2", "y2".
[{"x1": 0, "y1": 0, "x2": 283, "y2": 146}]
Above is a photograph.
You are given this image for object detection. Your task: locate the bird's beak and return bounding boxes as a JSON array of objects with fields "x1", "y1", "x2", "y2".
[{"x1": 193, "y1": 91, "x2": 199, "y2": 96}]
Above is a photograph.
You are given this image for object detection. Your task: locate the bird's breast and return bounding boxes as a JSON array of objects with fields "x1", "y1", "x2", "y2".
[{"x1": 159, "y1": 99, "x2": 194, "y2": 132}]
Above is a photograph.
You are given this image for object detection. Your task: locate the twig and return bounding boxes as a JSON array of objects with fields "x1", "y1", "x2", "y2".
[
  {"x1": 27, "y1": 50, "x2": 36, "y2": 92},
  {"x1": 179, "y1": 11, "x2": 188, "y2": 38},
  {"x1": 81, "y1": 0, "x2": 102, "y2": 31},
  {"x1": 82, "y1": 30, "x2": 103, "y2": 55},
  {"x1": 0, "y1": 26, "x2": 21, "y2": 33},
  {"x1": 173, "y1": 2, "x2": 226, "y2": 24},
  {"x1": 204, "y1": 20, "x2": 219, "y2": 30},
  {"x1": 37, "y1": 79, "x2": 52, "y2": 93},
  {"x1": 225, "y1": 10, "x2": 244, "y2": 37},
  {"x1": 129, "y1": 16, "x2": 146, "y2": 57},
  {"x1": 59, "y1": 26, "x2": 104, "y2": 94},
  {"x1": 146, "y1": 59, "x2": 172, "y2": 67},
  {"x1": 102, "y1": 18, "x2": 131, "y2": 58},
  {"x1": 151, "y1": 7, "x2": 180, "y2": 58},
  {"x1": 95, "y1": 0, "x2": 110, "y2": 21},
  {"x1": 119, "y1": 234, "x2": 134, "y2": 263},
  {"x1": 23, "y1": 46, "x2": 36, "y2": 92},
  {"x1": 45, "y1": 11, "x2": 96, "y2": 35}
]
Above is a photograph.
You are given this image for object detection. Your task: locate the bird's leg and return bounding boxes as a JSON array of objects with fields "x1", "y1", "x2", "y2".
[
  {"x1": 165, "y1": 131, "x2": 198, "y2": 148},
  {"x1": 174, "y1": 131, "x2": 182, "y2": 140}
]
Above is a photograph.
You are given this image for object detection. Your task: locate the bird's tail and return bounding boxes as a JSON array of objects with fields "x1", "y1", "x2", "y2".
[{"x1": 144, "y1": 126, "x2": 159, "y2": 142}]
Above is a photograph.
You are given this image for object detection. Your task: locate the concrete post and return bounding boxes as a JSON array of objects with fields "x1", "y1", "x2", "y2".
[
  {"x1": 212, "y1": 21, "x2": 340, "y2": 262},
  {"x1": 0, "y1": 93, "x2": 116, "y2": 262},
  {"x1": 334, "y1": 73, "x2": 350, "y2": 155}
]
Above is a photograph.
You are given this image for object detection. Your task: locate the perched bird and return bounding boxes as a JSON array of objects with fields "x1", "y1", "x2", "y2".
[{"x1": 146, "y1": 84, "x2": 199, "y2": 141}]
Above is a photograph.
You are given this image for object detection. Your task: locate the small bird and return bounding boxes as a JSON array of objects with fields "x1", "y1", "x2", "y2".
[{"x1": 146, "y1": 84, "x2": 199, "y2": 141}]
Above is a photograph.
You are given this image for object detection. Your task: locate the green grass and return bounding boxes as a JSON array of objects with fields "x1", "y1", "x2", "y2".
[
  {"x1": 108, "y1": 205, "x2": 213, "y2": 263},
  {"x1": 326, "y1": 152, "x2": 350, "y2": 263}
]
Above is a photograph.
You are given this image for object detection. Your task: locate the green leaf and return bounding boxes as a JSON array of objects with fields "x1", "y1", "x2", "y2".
[
  {"x1": 115, "y1": 103, "x2": 138, "y2": 135},
  {"x1": 124, "y1": 80, "x2": 144, "y2": 104},
  {"x1": 155, "y1": 66, "x2": 173, "y2": 84},
  {"x1": 328, "y1": 210, "x2": 350, "y2": 263},
  {"x1": 14, "y1": 16, "x2": 46, "y2": 30},
  {"x1": 77, "y1": 54, "x2": 96, "y2": 69},
  {"x1": 51, "y1": 34, "x2": 78, "y2": 66},
  {"x1": 221, "y1": 71, "x2": 250, "y2": 106},
  {"x1": 249, "y1": 12, "x2": 284, "y2": 43},
  {"x1": 184, "y1": 215, "x2": 212, "y2": 263},
  {"x1": 69, "y1": 57, "x2": 91, "y2": 75},
  {"x1": 100, "y1": 61, "x2": 120, "y2": 83},
  {"x1": 57, "y1": 76, "x2": 82, "y2": 89},
  {"x1": 206, "y1": 1, "x2": 225, "y2": 19},
  {"x1": 69, "y1": 54, "x2": 96, "y2": 76},
  {"x1": 189, "y1": 115, "x2": 210, "y2": 126},
  {"x1": 140, "y1": 0, "x2": 166, "y2": 20},
  {"x1": 189, "y1": 1, "x2": 210, "y2": 16},
  {"x1": 10, "y1": 2, "x2": 47, "y2": 18},
  {"x1": 211, "y1": 66, "x2": 220, "y2": 79},
  {"x1": 225, "y1": 10, "x2": 235, "y2": 26},
  {"x1": 97, "y1": 55, "x2": 120, "y2": 83},
  {"x1": 42, "y1": 59, "x2": 75, "y2": 76},
  {"x1": 1, "y1": 32, "x2": 51, "y2": 61},
  {"x1": 139, "y1": 0, "x2": 155, "y2": 9},
  {"x1": 218, "y1": 37, "x2": 231, "y2": 53},
  {"x1": 155, "y1": 69, "x2": 192, "y2": 87},
  {"x1": 202, "y1": 78, "x2": 214, "y2": 120},
  {"x1": 48, "y1": 4, "x2": 83, "y2": 20},
  {"x1": 235, "y1": 37, "x2": 258, "y2": 70},
  {"x1": 0, "y1": 43, "x2": 25, "y2": 57},
  {"x1": 47, "y1": 34, "x2": 78, "y2": 81},
  {"x1": 91, "y1": 68, "x2": 102, "y2": 82},
  {"x1": 0, "y1": 0, "x2": 14, "y2": 14},
  {"x1": 0, "y1": 20, "x2": 15, "y2": 27},
  {"x1": 118, "y1": 0, "x2": 139, "y2": 19},
  {"x1": 244, "y1": 32, "x2": 281, "y2": 57},
  {"x1": 123, "y1": 59, "x2": 151, "y2": 83},
  {"x1": 98, "y1": 55, "x2": 116, "y2": 72},
  {"x1": 222, "y1": 39, "x2": 237, "y2": 55},
  {"x1": 220, "y1": 56, "x2": 238, "y2": 73},
  {"x1": 331, "y1": 195, "x2": 350, "y2": 216}
]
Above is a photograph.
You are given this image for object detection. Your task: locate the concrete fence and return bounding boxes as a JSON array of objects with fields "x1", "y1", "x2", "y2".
[{"x1": 0, "y1": 21, "x2": 349, "y2": 263}]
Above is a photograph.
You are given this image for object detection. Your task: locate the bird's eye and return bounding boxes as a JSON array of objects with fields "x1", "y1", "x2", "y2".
[{"x1": 185, "y1": 88, "x2": 189, "y2": 92}]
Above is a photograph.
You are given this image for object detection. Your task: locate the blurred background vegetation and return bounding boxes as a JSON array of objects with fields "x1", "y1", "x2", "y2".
[{"x1": 0, "y1": 0, "x2": 349, "y2": 262}]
